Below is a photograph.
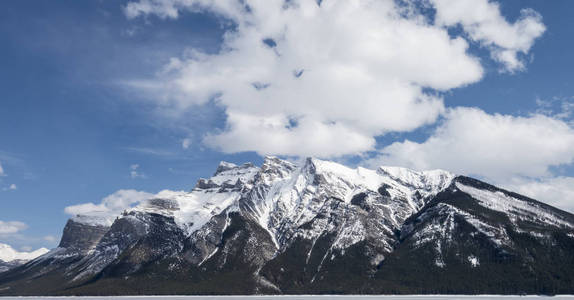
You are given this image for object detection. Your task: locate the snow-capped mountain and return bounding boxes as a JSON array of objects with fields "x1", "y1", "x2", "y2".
[
  {"x1": 1, "y1": 157, "x2": 573, "y2": 295},
  {"x1": 0, "y1": 244, "x2": 49, "y2": 273}
]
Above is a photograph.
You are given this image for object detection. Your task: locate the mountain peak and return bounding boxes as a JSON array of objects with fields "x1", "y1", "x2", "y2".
[
  {"x1": 378, "y1": 165, "x2": 454, "y2": 191},
  {"x1": 214, "y1": 161, "x2": 256, "y2": 176},
  {"x1": 0, "y1": 243, "x2": 49, "y2": 263},
  {"x1": 196, "y1": 161, "x2": 259, "y2": 190},
  {"x1": 214, "y1": 161, "x2": 238, "y2": 175},
  {"x1": 258, "y1": 156, "x2": 296, "y2": 181},
  {"x1": 262, "y1": 155, "x2": 293, "y2": 168},
  {"x1": 4, "y1": 158, "x2": 574, "y2": 295}
]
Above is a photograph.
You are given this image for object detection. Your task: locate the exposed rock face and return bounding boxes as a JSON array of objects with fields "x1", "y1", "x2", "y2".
[
  {"x1": 1, "y1": 157, "x2": 573, "y2": 295},
  {"x1": 58, "y1": 219, "x2": 109, "y2": 254}
]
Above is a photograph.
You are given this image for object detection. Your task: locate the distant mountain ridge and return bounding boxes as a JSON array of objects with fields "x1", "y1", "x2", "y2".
[
  {"x1": 0, "y1": 243, "x2": 49, "y2": 273},
  {"x1": 1, "y1": 157, "x2": 574, "y2": 295}
]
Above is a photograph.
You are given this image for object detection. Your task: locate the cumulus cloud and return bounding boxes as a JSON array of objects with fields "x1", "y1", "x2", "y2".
[
  {"x1": 430, "y1": 0, "x2": 545, "y2": 72},
  {"x1": 123, "y1": 0, "x2": 550, "y2": 157},
  {"x1": 0, "y1": 162, "x2": 6, "y2": 177},
  {"x1": 0, "y1": 221, "x2": 28, "y2": 235},
  {"x1": 122, "y1": 0, "x2": 545, "y2": 157},
  {"x1": 123, "y1": 0, "x2": 545, "y2": 157},
  {"x1": 364, "y1": 106, "x2": 574, "y2": 212},
  {"x1": 368, "y1": 107, "x2": 574, "y2": 181},
  {"x1": 120, "y1": 1, "x2": 568, "y2": 209},
  {"x1": 64, "y1": 189, "x2": 154, "y2": 218}
]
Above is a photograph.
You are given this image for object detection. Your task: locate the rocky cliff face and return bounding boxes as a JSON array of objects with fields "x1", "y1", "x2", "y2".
[
  {"x1": 58, "y1": 219, "x2": 109, "y2": 255},
  {"x1": 1, "y1": 157, "x2": 573, "y2": 295}
]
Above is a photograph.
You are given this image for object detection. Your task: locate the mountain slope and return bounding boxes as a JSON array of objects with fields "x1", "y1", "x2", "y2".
[
  {"x1": 375, "y1": 176, "x2": 574, "y2": 294},
  {"x1": 0, "y1": 157, "x2": 573, "y2": 295}
]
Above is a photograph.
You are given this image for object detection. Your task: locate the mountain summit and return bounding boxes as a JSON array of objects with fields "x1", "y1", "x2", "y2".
[{"x1": 1, "y1": 157, "x2": 573, "y2": 295}]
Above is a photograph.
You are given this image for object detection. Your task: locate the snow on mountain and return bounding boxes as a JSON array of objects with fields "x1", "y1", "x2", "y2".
[
  {"x1": 54, "y1": 156, "x2": 455, "y2": 278},
  {"x1": 3, "y1": 157, "x2": 574, "y2": 295},
  {"x1": 70, "y1": 214, "x2": 115, "y2": 227},
  {"x1": 117, "y1": 156, "x2": 455, "y2": 253},
  {"x1": 456, "y1": 182, "x2": 574, "y2": 230},
  {"x1": 64, "y1": 156, "x2": 455, "y2": 253},
  {"x1": 0, "y1": 243, "x2": 49, "y2": 263},
  {"x1": 129, "y1": 161, "x2": 261, "y2": 236},
  {"x1": 214, "y1": 156, "x2": 457, "y2": 266},
  {"x1": 406, "y1": 201, "x2": 512, "y2": 268},
  {"x1": 398, "y1": 176, "x2": 574, "y2": 270}
]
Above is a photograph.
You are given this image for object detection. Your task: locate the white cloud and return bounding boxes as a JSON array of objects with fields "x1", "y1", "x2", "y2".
[
  {"x1": 124, "y1": 0, "x2": 249, "y2": 21},
  {"x1": 122, "y1": 0, "x2": 549, "y2": 158},
  {"x1": 120, "y1": 1, "x2": 568, "y2": 212},
  {"x1": 365, "y1": 107, "x2": 574, "y2": 212},
  {"x1": 0, "y1": 221, "x2": 28, "y2": 235},
  {"x1": 504, "y1": 176, "x2": 574, "y2": 214},
  {"x1": 536, "y1": 96, "x2": 574, "y2": 122},
  {"x1": 124, "y1": 0, "x2": 183, "y2": 19},
  {"x1": 122, "y1": 147, "x2": 178, "y2": 158},
  {"x1": 129, "y1": 164, "x2": 146, "y2": 179},
  {"x1": 122, "y1": 0, "x2": 546, "y2": 158},
  {"x1": 0, "y1": 162, "x2": 5, "y2": 177},
  {"x1": 182, "y1": 138, "x2": 192, "y2": 149},
  {"x1": 430, "y1": 0, "x2": 545, "y2": 72},
  {"x1": 43, "y1": 235, "x2": 58, "y2": 243},
  {"x1": 20, "y1": 246, "x2": 33, "y2": 252},
  {"x1": 64, "y1": 189, "x2": 154, "y2": 218},
  {"x1": 64, "y1": 202, "x2": 109, "y2": 216},
  {"x1": 1, "y1": 184, "x2": 16, "y2": 191},
  {"x1": 368, "y1": 107, "x2": 574, "y2": 182}
]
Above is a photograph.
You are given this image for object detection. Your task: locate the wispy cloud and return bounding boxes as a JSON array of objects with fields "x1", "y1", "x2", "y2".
[
  {"x1": 43, "y1": 235, "x2": 58, "y2": 243},
  {"x1": 0, "y1": 219, "x2": 59, "y2": 249},
  {"x1": 64, "y1": 189, "x2": 154, "y2": 226},
  {"x1": 129, "y1": 164, "x2": 146, "y2": 179},
  {"x1": 0, "y1": 220, "x2": 28, "y2": 235},
  {"x1": 2, "y1": 183, "x2": 17, "y2": 191},
  {"x1": 0, "y1": 151, "x2": 24, "y2": 165},
  {"x1": 535, "y1": 96, "x2": 574, "y2": 124},
  {"x1": 0, "y1": 233, "x2": 60, "y2": 250},
  {"x1": 181, "y1": 138, "x2": 192, "y2": 149},
  {"x1": 122, "y1": 146, "x2": 178, "y2": 157},
  {"x1": 0, "y1": 150, "x2": 36, "y2": 180}
]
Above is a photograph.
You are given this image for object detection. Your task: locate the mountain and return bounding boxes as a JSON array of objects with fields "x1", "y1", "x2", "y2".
[
  {"x1": 0, "y1": 157, "x2": 573, "y2": 295},
  {"x1": 0, "y1": 244, "x2": 49, "y2": 273}
]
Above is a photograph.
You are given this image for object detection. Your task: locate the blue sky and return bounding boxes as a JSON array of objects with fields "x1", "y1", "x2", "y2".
[{"x1": 1, "y1": 0, "x2": 574, "y2": 251}]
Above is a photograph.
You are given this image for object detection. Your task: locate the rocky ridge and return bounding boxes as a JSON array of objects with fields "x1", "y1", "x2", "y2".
[{"x1": 1, "y1": 157, "x2": 573, "y2": 295}]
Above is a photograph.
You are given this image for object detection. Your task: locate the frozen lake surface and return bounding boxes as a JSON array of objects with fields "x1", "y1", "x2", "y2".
[{"x1": 1, "y1": 296, "x2": 574, "y2": 300}]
